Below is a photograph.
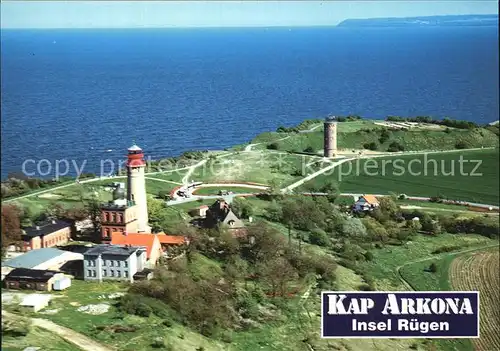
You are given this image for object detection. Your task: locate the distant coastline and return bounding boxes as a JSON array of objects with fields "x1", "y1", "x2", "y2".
[{"x1": 337, "y1": 14, "x2": 498, "y2": 28}]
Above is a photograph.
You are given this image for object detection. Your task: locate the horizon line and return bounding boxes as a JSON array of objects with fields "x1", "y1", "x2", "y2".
[{"x1": 1, "y1": 13, "x2": 497, "y2": 30}]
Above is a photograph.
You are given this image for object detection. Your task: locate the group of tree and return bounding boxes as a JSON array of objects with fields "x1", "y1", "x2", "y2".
[
  {"x1": 122, "y1": 219, "x2": 337, "y2": 339},
  {"x1": 334, "y1": 115, "x2": 362, "y2": 122},
  {"x1": 275, "y1": 118, "x2": 323, "y2": 133},
  {"x1": 360, "y1": 128, "x2": 405, "y2": 152}
]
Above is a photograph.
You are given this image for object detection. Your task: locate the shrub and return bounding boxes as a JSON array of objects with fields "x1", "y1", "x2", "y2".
[
  {"x1": 363, "y1": 142, "x2": 378, "y2": 151},
  {"x1": 429, "y1": 263, "x2": 438, "y2": 273},
  {"x1": 151, "y1": 337, "x2": 165, "y2": 348},
  {"x1": 237, "y1": 294, "x2": 259, "y2": 319},
  {"x1": 220, "y1": 331, "x2": 233, "y2": 343},
  {"x1": 358, "y1": 283, "x2": 375, "y2": 291},
  {"x1": 267, "y1": 143, "x2": 279, "y2": 150},
  {"x1": 431, "y1": 245, "x2": 462, "y2": 254},
  {"x1": 363, "y1": 251, "x2": 374, "y2": 261},
  {"x1": 378, "y1": 129, "x2": 392, "y2": 144},
  {"x1": 118, "y1": 294, "x2": 171, "y2": 318},
  {"x1": 135, "y1": 303, "x2": 152, "y2": 317},
  {"x1": 429, "y1": 196, "x2": 443, "y2": 203},
  {"x1": 309, "y1": 228, "x2": 330, "y2": 247},
  {"x1": 387, "y1": 141, "x2": 404, "y2": 152},
  {"x1": 162, "y1": 319, "x2": 173, "y2": 327},
  {"x1": 455, "y1": 141, "x2": 467, "y2": 149},
  {"x1": 303, "y1": 146, "x2": 314, "y2": 153}
]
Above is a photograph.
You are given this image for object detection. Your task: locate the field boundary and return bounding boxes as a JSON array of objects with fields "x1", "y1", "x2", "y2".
[{"x1": 396, "y1": 243, "x2": 500, "y2": 291}]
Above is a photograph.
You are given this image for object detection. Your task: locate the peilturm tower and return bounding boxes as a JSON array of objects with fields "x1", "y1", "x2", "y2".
[
  {"x1": 323, "y1": 116, "x2": 338, "y2": 158},
  {"x1": 126, "y1": 144, "x2": 151, "y2": 233}
]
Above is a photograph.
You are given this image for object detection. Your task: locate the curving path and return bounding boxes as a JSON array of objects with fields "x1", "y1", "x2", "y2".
[
  {"x1": 2, "y1": 310, "x2": 114, "y2": 351},
  {"x1": 244, "y1": 135, "x2": 292, "y2": 152}
]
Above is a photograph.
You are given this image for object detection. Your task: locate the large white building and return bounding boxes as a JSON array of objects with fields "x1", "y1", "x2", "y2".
[{"x1": 82, "y1": 244, "x2": 149, "y2": 283}]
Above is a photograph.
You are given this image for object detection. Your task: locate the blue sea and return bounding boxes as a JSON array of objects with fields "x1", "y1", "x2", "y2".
[{"x1": 1, "y1": 27, "x2": 498, "y2": 178}]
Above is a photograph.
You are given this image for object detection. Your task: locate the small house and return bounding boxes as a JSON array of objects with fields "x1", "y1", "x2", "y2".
[
  {"x1": 205, "y1": 199, "x2": 245, "y2": 229},
  {"x1": 353, "y1": 195, "x2": 380, "y2": 212},
  {"x1": 19, "y1": 294, "x2": 52, "y2": 312},
  {"x1": 3, "y1": 268, "x2": 66, "y2": 291}
]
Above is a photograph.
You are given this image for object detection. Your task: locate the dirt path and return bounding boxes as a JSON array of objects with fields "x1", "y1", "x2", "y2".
[
  {"x1": 2, "y1": 310, "x2": 115, "y2": 351},
  {"x1": 244, "y1": 135, "x2": 291, "y2": 152}
]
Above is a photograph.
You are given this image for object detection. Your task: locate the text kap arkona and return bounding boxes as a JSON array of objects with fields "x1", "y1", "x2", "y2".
[{"x1": 327, "y1": 294, "x2": 475, "y2": 315}]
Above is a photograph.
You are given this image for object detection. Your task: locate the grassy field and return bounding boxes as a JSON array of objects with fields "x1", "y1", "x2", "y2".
[
  {"x1": 261, "y1": 125, "x2": 498, "y2": 153},
  {"x1": 6, "y1": 280, "x2": 227, "y2": 351},
  {"x1": 9, "y1": 176, "x2": 183, "y2": 219},
  {"x1": 397, "y1": 200, "x2": 473, "y2": 211},
  {"x1": 2, "y1": 325, "x2": 82, "y2": 351},
  {"x1": 359, "y1": 234, "x2": 496, "y2": 291},
  {"x1": 189, "y1": 152, "x2": 321, "y2": 187},
  {"x1": 145, "y1": 169, "x2": 188, "y2": 183},
  {"x1": 300, "y1": 149, "x2": 500, "y2": 205},
  {"x1": 399, "y1": 246, "x2": 499, "y2": 351},
  {"x1": 449, "y1": 249, "x2": 500, "y2": 351},
  {"x1": 193, "y1": 186, "x2": 265, "y2": 195}
]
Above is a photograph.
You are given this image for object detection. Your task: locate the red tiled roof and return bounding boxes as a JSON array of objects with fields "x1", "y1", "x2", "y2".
[
  {"x1": 361, "y1": 195, "x2": 379, "y2": 204},
  {"x1": 157, "y1": 234, "x2": 186, "y2": 245},
  {"x1": 110, "y1": 232, "x2": 158, "y2": 258}
]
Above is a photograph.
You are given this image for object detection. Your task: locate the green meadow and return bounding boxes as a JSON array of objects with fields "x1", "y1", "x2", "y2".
[{"x1": 300, "y1": 149, "x2": 499, "y2": 205}]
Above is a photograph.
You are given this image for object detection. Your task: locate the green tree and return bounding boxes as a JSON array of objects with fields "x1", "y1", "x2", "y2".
[
  {"x1": 405, "y1": 219, "x2": 422, "y2": 234},
  {"x1": 83, "y1": 197, "x2": 101, "y2": 241},
  {"x1": 245, "y1": 222, "x2": 286, "y2": 264},
  {"x1": 230, "y1": 197, "x2": 254, "y2": 219},
  {"x1": 362, "y1": 217, "x2": 389, "y2": 242},
  {"x1": 266, "y1": 200, "x2": 283, "y2": 222},
  {"x1": 378, "y1": 197, "x2": 400, "y2": 219},
  {"x1": 340, "y1": 217, "x2": 367, "y2": 239},
  {"x1": 321, "y1": 180, "x2": 340, "y2": 203},
  {"x1": 148, "y1": 197, "x2": 171, "y2": 233},
  {"x1": 309, "y1": 228, "x2": 330, "y2": 247}
]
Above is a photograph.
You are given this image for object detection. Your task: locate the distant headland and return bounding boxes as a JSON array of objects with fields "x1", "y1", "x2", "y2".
[{"x1": 337, "y1": 14, "x2": 499, "y2": 28}]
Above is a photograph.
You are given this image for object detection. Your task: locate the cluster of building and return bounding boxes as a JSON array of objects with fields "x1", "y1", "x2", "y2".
[{"x1": 2, "y1": 144, "x2": 188, "y2": 292}]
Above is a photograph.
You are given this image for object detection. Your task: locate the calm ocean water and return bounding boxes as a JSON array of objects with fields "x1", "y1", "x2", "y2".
[{"x1": 1, "y1": 27, "x2": 498, "y2": 178}]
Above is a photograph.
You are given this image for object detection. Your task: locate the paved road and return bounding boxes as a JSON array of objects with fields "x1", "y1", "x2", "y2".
[{"x1": 2, "y1": 310, "x2": 114, "y2": 351}]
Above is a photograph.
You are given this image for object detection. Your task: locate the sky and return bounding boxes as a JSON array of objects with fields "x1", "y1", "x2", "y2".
[{"x1": 1, "y1": 1, "x2": 498, "y2": 29}]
